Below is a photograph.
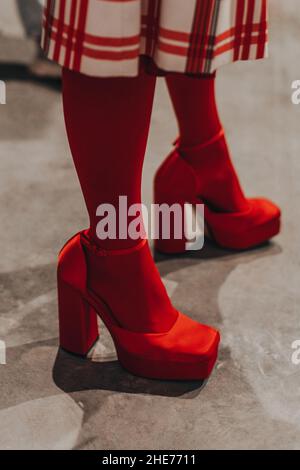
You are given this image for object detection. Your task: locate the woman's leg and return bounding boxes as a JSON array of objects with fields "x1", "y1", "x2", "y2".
[
  {"x1": 166, "y1": 73, "x2": 222, "y2": 148},
  {"x1": 59, "y1": 68, "x2": 220, "y2": 378},
  {"x1": 153, "y1": 73, "x2": 280, "y2": 252},
  {"x1": 62, "y1": 68, "x2": 155, "y2": 250},
  {"x1": 62, "y1": 68, "x2": 177, "y2": 333},
  {"x1": 165, "y1": 73, "x2": 247, "y2": 212}
]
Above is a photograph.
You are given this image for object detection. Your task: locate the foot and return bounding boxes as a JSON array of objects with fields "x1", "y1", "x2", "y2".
[{"x1": 154, "y1": 130, "x2": 281, "y2": 252}]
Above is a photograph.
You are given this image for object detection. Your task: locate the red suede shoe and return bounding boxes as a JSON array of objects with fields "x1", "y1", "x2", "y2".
[
  {"x1": 57, "y1": 231, "x2": 220, "y2": 380},
  {"x1": 154, "y1": 130, "x2": 281, "y2": 253}
]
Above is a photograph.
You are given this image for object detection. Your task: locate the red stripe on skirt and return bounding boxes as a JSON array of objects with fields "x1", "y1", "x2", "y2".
[
  {"x1": 53, "y1": 0, "x2": 66, "y2": 62},
  {"x1": 187, "y1": 0, "x2": 215, "y2": 74},
  {"x1": 187, "y1": 0, "x2": 205, "y2": 73},
  {"x1": 216, "y1": 22, "x2": 265, "y2": 44},
  {"x1": 196, "y1": 0, "x2": 214, "y2": 73},
  {"x1": 144, "y1": 0, "x2": 161, "y2": 57},
  {"x1": 47, "y1": 28, "x2": 139, "y2": 61},
  {"x1": 73, "y1": 0, "x2": 89, "y2": 71},
  {"x1": 242, "y1": 0, "x2": 255, "y2": 60},
  {"x1": 256, "y1": 0, "x2": 267, "y2": 58},
  {"x1": 215, "y1": 35, "x2": 263, "y2": 57},
  {"x1": 234, "y1": 0, "x2": 245, "y2": 61},
  {"x1": 156, "y1": 22, "x2": 266, "y2": 45},
  {"x1": 63, "y1": 0, "x2": 78, "y2": 69},
  {"x1": 158, "y1": 34, "x2": 265, "y2": 60},
  {"x1": 43, "y1": 16, "x2": 140, "y2": 47}
]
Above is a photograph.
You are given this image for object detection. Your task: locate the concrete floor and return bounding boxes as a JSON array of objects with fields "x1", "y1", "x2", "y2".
[{"x1": 0, "y1": 0, "x2": 300, "y2": 450}]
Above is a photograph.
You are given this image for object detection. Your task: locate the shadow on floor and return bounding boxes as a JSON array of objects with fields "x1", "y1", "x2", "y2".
[
  {"x1": 154, "y1": 237, "x2": 280, "y2": 262},
  {"x1": 0, "y1": 238, "x2": 282, "y2": 408},
  {"x1": 154, "y1": 238, "x2": 282, "y2": 278},
  {"x1": 0, "y1": 63, "x2": 61, "y2": 141},
  {"x1": 52, "y1": 348, "x2": 206, "y2": 398},
  {"x1": 0, "y1": 62, "x2": 61, "y2": 91}
]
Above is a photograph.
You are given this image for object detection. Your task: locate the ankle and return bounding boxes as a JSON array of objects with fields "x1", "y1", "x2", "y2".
[
  {"x1": 82, "y1": 235, "x2": 178, "y2": 333},
  {"x1": 178, "y1": 128, "x2": 225, "y2": 165},
  {"x1": 179, "y1": 124, "x2": 223, "y2": 150},
  {"x1": 86, "y1": 227, "x2": 145, "y2": 251}
]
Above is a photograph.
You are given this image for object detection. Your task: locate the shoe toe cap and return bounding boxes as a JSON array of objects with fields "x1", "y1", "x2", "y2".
[
  {"x1": 171, "y1": 313, "x2": 220, "y2": 362},
  {"x1": 249, "y1": 197, "x2": 281, "y2": 221}
]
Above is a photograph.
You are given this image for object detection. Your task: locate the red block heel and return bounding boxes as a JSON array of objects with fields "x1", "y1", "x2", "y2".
[
  {"x1": 58, "y1": 280, "x2": 99, "y2": 356},
  {"x1": 154, "y1": 130, "x2": 281, "y2": 253},
  {"x1": 57, "y1": 231, "x2": 220, "y2": 380}
]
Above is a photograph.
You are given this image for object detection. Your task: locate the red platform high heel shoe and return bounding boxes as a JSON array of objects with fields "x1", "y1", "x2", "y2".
[
  {"x1": 57, "y1": 231, "x2": 220, "y2": 380},
  {"x1": 154, "y1": 129, "x2": 281, "y2": 253}
]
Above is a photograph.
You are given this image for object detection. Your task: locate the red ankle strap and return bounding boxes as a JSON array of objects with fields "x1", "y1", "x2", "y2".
[
  {"x1": 81, "y1": 233, "x2": 147, "y2": 256},
  {"x1": 173, "y1": 128, "x2": 225, "y2": 151}
]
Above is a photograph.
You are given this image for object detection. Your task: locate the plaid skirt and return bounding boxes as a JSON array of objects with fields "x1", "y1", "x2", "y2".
[{"x1": 41, "y1": 0, "x2": 268, "y2": 77}]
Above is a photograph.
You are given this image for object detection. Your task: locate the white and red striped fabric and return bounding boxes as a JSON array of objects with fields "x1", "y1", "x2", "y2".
[{"x1": 41, "y1": 0, "x2": 268, "y2": 77}]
